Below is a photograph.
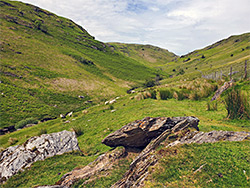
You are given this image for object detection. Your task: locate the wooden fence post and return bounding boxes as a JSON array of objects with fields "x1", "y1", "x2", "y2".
[
  {"x1": 244, "y1": 60, "x2": 247, "y2": 79},
  {"x1": 230, "y1": 66, "x2": 232, "y2": 81}
]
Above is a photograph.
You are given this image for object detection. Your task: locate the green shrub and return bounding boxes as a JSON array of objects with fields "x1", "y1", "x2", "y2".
[
  {"x1": 109, "y1": 105, "x2": 114, "y2": 110},
  {"x1": 225, "y1": 89, "x2": 250, "y2": 119},
  {"x1": 159, "y1": 89, "x2": 173, "y2": 100},
  {"x1": 143, "y1": 79, "x2": 156, "y2": 88},
  {"x1": 149, "y1": 90, "x2": 157, "y2": 99},
  {"x1": 15, "y1": 118, "x2": 38, "y2": 129},
  {"x1": 72, "y1": 126, "x2": 84, "y2": 137}
]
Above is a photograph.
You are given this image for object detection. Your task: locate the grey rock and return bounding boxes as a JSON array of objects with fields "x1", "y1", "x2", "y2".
[
  {"x1": 168, "y1": 130, "x2": 250, "y2": 147},
  {"x1": 57, "y1": 147, "x2": 126, "y2": 187},
  {"x1": 102, "y1": 116, "x2": 199, "y2": 148},
  {"x1": 0, "y1": 130, "x2": 80, "y2": 183}
]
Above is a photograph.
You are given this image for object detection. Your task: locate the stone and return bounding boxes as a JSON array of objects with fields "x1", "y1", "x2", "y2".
[
  {"x1": 0, "y1": 130, "x2": 80, "y2": 183},
  {"x1": 102, "y1": 116, "x2": 199, "y2": 148},
  {"x1": 167, "y1": 130, "x2": 250, "y2": 147},
  {"x1": 57, "y1": 147, "x2": 126, "y2": 187}
]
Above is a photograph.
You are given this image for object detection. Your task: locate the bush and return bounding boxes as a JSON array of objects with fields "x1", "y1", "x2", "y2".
[
  {"x1": 225, "y1": 89, "x2": 250, "y2": 119},
  {"x1": 143, "y1": 79, "x2": 156, "y2": 88},
  {"x1": 149, "y1": 90, "x2": 157, "y2": 99},
  {"x1": 159, "y1": 89, "x2": 173, "y2": 100},
  {"x1": 15, "y1": 118, "x2": 38, "y2": 129},
  {"x1": 72, "y1": 126, "x2": 84, "y2": 137}
]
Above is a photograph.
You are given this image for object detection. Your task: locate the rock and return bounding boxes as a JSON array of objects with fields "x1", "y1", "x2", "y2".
[
  {"x1": 109, "y1": 99, "x2": 117, "y2": 105},
  {"x1": 60, "y1": 114, "x2": 65, "y2": 118},
  {"x1": 57, "y1": 147, "x2": 126, "y2": 187},
  {"x1": 0, "y1": 130, "x2": 80, "y2": 183},
  {"x1": 111, "y1": 119, "x2": 192, "y2": 188},
  {"x1": 67, "y1": 112, "x2": 73, "y2": 117},
  {"x1": 167, "y1": 130, "x2": 250, "y2": 147},
  {"x1": 102, "y1": 116, "x2": 199, "y2": 149}
]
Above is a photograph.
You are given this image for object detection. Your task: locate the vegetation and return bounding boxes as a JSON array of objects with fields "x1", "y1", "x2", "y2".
[
  {"x1": 0, "y1": 0, "x2": 250, "y2": 187},
  {"x1": 146, "y1": 141, "x2": 250, "y2": 187},
  {"x1": 0, "y1": 0, "x2": 159, "y2": 128},
  {"x1": 15, "y1": 117, "x2": 38, "y2": 129},
  {"x1": 225, "y1": 88, "x2": 250, "y2": 119}
]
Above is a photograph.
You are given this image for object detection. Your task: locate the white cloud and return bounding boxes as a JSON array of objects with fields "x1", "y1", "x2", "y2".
[{"x1": 18, "y1": 0, "x2": 250, "y2": 55}]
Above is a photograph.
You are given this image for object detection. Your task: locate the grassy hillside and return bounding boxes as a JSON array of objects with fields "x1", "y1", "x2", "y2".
[
  {"x1": 108, "y1": 43, "x2": 178, "y2": 68},
  {"x1": 0, "y1": 1, "x2": 250, "y2": 187},
  {"x1": 160, "y1": 32, "x2": 250, "y2": 82},
  {"x1": 0, "y1": 0, "x2": 164, "y2": 128},
  {"x1": 1, "y1": 79, "x2": 249, "y2": 187}
]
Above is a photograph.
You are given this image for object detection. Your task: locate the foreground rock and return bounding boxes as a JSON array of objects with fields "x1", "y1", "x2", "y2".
[
  {"x1": 56, "y1": 147, "x2": 127, "y2": 187},
  {"x1": 102, "y1": 116, "x2": 199, "y2": 148},
  {"x1": 0, "y1": 130, "x2": 80, "y2": 183},
  {"x1": 111, "y1": 130, "x2": 250, "y2": 188},
  {"x1": 168, "y1": 130, "x2": 250, "y2": 147},
  {"x1": 57, "y1": 117, "x2": 199, "y2": 187}
]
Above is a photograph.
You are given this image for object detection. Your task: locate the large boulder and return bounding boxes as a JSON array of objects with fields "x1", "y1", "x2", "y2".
[
  {"x1": 102, "y1": 116, "x2": 199, "y2": 148},
  {"x1": 0, "y1": 130, "x2": 80, "y2": 183}
]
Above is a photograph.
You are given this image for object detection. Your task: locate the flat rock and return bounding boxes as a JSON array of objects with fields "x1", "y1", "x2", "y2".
[
  {"x1": 0, "y1": 130, "x2": 80, "y2": 183},
  {"x1": 102, "y1": 116, "x2": 199, "y2": 148},
  {"x1": 168, "y1": 130, "x2": 250, "y2": 147}
]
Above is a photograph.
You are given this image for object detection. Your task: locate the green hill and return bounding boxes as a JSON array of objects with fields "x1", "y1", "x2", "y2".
[
  {"x1": 0, "y1": 0, "x2": 167, "y2": 128},
  {"x1": 108, "y1": 43, "x2": 178, "y2": 68},
  {"x1": 0, "y1": 1, "x2": 250, "y2": 187},
  {"x1": 160, "y1": 32, "x2": 250, "y2": 82}
]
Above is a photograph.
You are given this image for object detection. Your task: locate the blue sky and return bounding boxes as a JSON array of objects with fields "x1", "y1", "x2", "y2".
[{"x1": 19, "y1": 0, "x2": 250, "y2": 55}]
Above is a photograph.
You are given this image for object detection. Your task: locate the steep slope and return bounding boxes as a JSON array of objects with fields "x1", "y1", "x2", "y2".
[
  {"x1": 0, "y1": 0, "x2": 163, "y2": 128},
  {"x1": 108, "y1": 43, "x2": 178, "y2": 68},
  {"x1": 161, "y1": 32, "x2": 250, "y2": 81}
]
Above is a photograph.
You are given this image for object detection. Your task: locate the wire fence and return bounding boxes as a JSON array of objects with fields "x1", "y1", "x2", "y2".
[{"x1": 201, "y1": 60, "x2": 249, "y2": 81}]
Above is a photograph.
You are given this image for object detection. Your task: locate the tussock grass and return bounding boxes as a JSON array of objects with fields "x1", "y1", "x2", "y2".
[{"x1": 225, "y1": 89, "x2": 250, "y2": 119}]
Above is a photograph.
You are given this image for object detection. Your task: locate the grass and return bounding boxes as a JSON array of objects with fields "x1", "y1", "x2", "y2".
[
  {"x1": 146, "y1": 141, "x2": 250, "y2": 187},
  {"x1": 1, "y1": 0, "x2": 250, "y2": 187},
  {"x1": 1, "y1": 83, "x2": 250, "y2": 187},
  {"x1": 225, "y1": 88, "x2": 250, "y2": 119},
  {"x1": 0, "y1": 0, "x2": 159, "y2": 128},
  {"x1": 71, "y1": 155, "x2": 133, "y2": 188}
]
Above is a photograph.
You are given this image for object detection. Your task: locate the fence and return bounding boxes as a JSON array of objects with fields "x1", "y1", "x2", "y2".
[{"x1": 201, "y1": 60, "x2": 249, "y2": 81}]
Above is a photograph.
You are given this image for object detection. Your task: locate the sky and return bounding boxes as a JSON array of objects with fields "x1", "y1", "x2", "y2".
[{"x1": 18, "y1": 0, "x2": 250, "y2": 55}]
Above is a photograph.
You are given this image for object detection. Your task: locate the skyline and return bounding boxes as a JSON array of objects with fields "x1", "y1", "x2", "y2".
[{"x1": 18, "y1": 0, "x2": 250, "y2": 55}]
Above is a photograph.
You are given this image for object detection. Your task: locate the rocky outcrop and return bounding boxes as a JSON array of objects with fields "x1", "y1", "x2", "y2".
[
  {"x1": 0, "y1": 130, "x2": 80, "y2": 183},
  {"x1": 111, "y1": 118, "x2": 194, "y2": 188},
  {"x1": 31, "y1": 117, "x2": 250, "y2": 188},
  {"x1": 168, "y1": 130, "x2": 250, "y2": 147},
  {"x1": 112, "y1": 129, "x2": 250, "y2": 188},
  {"x1": 57, "y1": 117, "x2": 199, "y2": 187},
  {"x1": 57, "y1": 147, "x2": 127, "y2": 187},
  {"x1": 102, "y1": 116, "x2": 199, "y2": 148}
]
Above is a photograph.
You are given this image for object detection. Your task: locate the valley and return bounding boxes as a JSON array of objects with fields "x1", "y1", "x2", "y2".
[{"x1": 0, "y1": 0, "x2": 250, "y2": 187}]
